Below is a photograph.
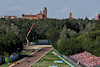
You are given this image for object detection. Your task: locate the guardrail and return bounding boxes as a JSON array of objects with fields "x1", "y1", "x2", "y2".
[
  {"x1": 8, "y1": 63, "x2": 15, "y2": 67},
  {"x1": 54, "y1": 49, "x2": 86, "y2": 67},
  {"x1": 52, "y1": 51, "x2": 74, "y2": 67}
]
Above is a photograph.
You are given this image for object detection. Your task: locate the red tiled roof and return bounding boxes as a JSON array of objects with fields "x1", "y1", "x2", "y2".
[
  {"x1": 22, "y1": 15, "x2": 36, "y2": 17},
  {"x1": 37, "y1": 14, "x2": 43, "y2": 15},
  {"x1": 68, "y1": 17, "x2": 75, "y2": 20}
]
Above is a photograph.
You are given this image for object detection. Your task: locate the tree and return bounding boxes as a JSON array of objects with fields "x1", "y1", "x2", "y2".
[
  {"x1": 85, "y1": 16, "x2": 89, "y2": 20},
  {"x1": 67, "y1": 28, "x2": 77, "y2": 37},
  {"x1": 49, "y1": 30, "x2": 60, "y2": 49},
  {"x1": 57, "y1": 25, "x2": 67, "y2": 50}
]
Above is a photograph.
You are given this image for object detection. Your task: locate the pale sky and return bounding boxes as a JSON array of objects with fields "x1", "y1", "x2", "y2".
[{"x1": 0, "y1": 0, "x2": 100, "y2": 19}]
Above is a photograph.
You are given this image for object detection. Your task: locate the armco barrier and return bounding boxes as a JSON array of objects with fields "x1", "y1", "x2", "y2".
[
  {"x1": 54, "y1": 49, "x2": 87, "y2": 67},
  {"x1": 8, "y1": 63, "x2": 15, "y2": 67},
  {"x1": 33, "y1": 43, "x2": 51, "y2": 45},
  {"x1": 52, "y1": 51, "x2": 74, "y2": 67}
]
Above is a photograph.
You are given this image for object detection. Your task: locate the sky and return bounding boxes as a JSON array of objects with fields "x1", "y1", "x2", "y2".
[{"x1": 0, "y1": 0, "x2": 100, "y2": 19}]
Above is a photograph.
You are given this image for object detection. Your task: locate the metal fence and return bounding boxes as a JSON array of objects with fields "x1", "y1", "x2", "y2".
[{"x1": 54, "y1": 49, "x2": 87, "y2": 67}]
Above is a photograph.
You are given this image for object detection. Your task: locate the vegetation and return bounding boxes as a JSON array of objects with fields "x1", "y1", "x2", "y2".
[
  {"x1": 0, "y1": 49, "x2": 33, "y2": 67},
  {"x1": 0, "y1": 62, "x2": 14, "y2": 67},
  {"x1": 0, "y1": 18, "x2": 100, "y2": 57},
  {"x1": 32, "y1": 49, "x2": 70, "y2": 67}
]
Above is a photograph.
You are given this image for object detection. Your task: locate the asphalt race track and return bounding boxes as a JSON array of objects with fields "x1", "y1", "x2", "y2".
[{"x1": 13, "y1": 47, "x2": 53, "y2": 67}]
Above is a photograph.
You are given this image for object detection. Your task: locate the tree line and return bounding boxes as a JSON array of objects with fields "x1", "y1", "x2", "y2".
[{"x1": 0, "y1": 18, "x2": 100, "y2": 56}]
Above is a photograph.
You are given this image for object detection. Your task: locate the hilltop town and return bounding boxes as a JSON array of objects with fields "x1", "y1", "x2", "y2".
[{"x1": 1, "y1": 7, "x2": 100, "y2": 20}]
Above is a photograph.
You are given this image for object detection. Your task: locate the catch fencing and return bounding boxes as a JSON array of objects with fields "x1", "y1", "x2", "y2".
[{"x1": 54, "y1": 49, "x2": 87, "y2": 67}]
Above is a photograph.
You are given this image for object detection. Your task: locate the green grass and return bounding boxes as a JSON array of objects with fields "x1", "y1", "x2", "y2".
[
  {"x1": 0, "y1": 61, "x2": 16, "y2": 67},
  {"x1": 46, "y1": 49, "x2": 54, "y2": 55},
  {"x1": 0, "y1": 63, "x2": 10, "y2": 67},
  {"x1": 19, "y1": 52, "x2": 32, "y2": 55},
  {"x1": 32, "y1": 49, "x2": 70, "y2": 67},
  {"x1": 0, "y1": 58, "x2": 25, "y2": 67}
]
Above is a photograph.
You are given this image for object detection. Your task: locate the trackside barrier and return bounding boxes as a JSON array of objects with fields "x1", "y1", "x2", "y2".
[
  {"x1": 54, "y1": 49, "x2": 85, "y2": 67},
  {"x1": 8, "y1": 63, "x2": 15, "y2": 67},
  {"x1": 36, "y1": 47, "x2": 43, "y2": 52},
  {"x1": 33, "y1": 43, "x2": 51, "y2": 45},
  {"x1": 52, "y1": 51, "x2": 74, "y2": 67},
  {"x1": 49, "y1": 65, "x2": 58, "y2": 67},
  {"x1": 52, "y1": 51, "x2": 56, "y2": 55}
]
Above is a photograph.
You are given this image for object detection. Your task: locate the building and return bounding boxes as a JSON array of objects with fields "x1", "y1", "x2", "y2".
[
  {"x1": 68, "y1": 12, "x2": 75, "y2": 20},
  {"x1": 89, "y1": 17, "x2": 95, "y2": 20},
  {"x1": 1, "y1": 15, "x2": 18, "y2": 19},
  {"x1": 22, "y1": 7, "x2": 47, "y2": 20},
  {"x1": 97, "y1": 14, "x2": 100, "y2": 20},
  {"x1": 10, "y1": 53, "x2": 19, "y2": 62}
]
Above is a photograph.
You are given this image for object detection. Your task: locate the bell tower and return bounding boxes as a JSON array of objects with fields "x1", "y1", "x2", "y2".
[
  {"x1": 43, "y1": 7, "x2": 47, "y2": 18},
  {"x1": 69, "y1": 12, "x2": 72, "y2": 18}
]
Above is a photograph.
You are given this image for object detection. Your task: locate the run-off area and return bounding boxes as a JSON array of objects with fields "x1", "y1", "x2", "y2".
[{"x1": 31, "y1": 49, "x2": 70, "y2": 67}]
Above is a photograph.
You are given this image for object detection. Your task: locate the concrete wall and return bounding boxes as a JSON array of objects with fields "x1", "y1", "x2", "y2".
[{"x1": 54, "y1": 49, "x2": 87, "y2": 67}]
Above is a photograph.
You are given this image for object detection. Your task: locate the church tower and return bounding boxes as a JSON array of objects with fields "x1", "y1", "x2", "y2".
[
  {"x1": 43, "y1": 7, "x2": 47, "y2": 18},
  {"x1": 68, "y1": 12, "x2": 75, "y2": 20},
  {"x1": 69, "y1": 12, "x2": 72, "y2": 18}
]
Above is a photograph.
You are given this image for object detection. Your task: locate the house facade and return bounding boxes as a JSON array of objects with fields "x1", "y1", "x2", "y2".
[
  {"x1": 1, "y1": 15, "x2": 18, "y2": 19},
  {"x1": 97, "y1": 14, "x2": 100, "y2": 20}
]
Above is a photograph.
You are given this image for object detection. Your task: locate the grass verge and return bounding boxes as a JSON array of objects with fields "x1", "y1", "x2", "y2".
[{"x1": 31, "y1": 49, "x2": 70, "y2": 67}]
